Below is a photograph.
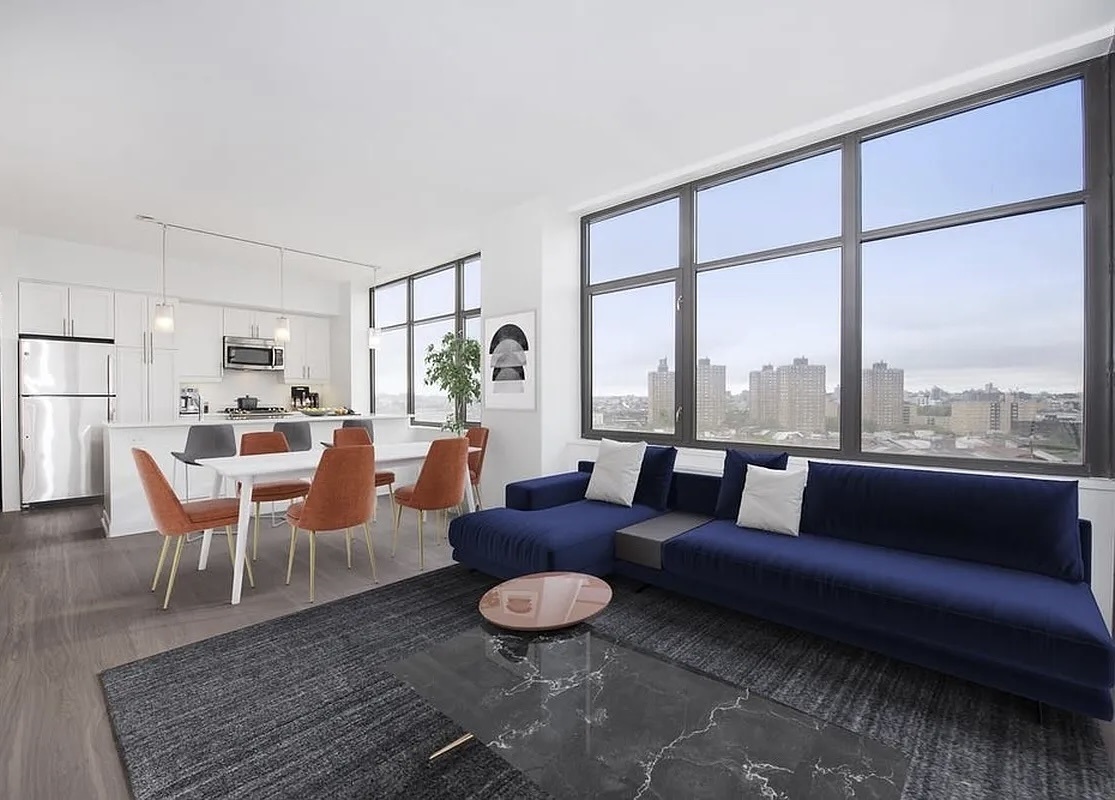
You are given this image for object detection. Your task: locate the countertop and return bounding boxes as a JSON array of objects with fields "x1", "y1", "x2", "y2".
[{"x1": 104, "y1": 413, "x2": 412, "y2": 430}]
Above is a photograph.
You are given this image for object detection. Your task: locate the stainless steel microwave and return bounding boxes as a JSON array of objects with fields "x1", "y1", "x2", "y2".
[{"x1": 223, "y1": 336, "x2": 285, "y2": 371}]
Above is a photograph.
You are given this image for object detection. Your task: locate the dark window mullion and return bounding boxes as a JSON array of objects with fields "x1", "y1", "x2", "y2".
[
  {"x1": 678, "y1": 188, "x2": 695, "y2": 445},
  {"x1": 841, "y1": 135, "x2": 863, "y2": 459},
  {"x1": 1083, "y1": 55, "x2": 1113, "y2": 476},
  {"x1": 406, "y1": 276, "x2": 415, "y2": 418}
]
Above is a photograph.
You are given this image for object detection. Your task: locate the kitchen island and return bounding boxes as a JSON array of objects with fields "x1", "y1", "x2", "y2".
[{"x1": 102, "y1": 414, "x2": 412, "y2": 537}]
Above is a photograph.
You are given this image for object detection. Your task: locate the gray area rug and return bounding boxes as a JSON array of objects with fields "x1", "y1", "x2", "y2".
[{"x1": 101, "y1": 566, "x2": 1113, "y2": 799}]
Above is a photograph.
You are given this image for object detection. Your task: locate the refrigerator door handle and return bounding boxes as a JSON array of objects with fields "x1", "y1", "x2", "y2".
[
  {"x1": 108, "y1": 397, "x2": 115, "y2": 423},
  {"x1": 107, "y1": 352, "x2": 115, "y2": 395}
]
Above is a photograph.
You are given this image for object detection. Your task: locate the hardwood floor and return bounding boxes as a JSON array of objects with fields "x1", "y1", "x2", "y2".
[{"x1": 0, "y1": 499, "x2": 455, "y2": 800}]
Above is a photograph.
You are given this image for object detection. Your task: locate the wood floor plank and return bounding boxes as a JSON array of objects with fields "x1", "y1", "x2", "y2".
[{"x1": 0, "y1": 499, "x2": 454, "y2": 799}]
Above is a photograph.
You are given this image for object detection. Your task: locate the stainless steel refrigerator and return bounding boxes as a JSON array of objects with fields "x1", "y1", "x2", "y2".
[{"x1": 20, "y1": 338, "x2": 116, "y2": 506}]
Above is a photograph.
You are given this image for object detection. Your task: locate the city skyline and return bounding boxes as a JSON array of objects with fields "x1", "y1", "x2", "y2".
[
  {"x1": 607, "y1": 353, "x2": 1084, "y2": 400},
  {"x1": 594, "y1": 352, "x2": 1082, "y2": 463}
]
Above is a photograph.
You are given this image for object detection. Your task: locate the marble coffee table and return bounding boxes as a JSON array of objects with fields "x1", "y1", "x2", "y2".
[
  {"x1": 478, "y1": 572, "x2": 612, "y2": 631},
  {"x1": 390, "y1": 626, "x2": 908, "y2": 798}
]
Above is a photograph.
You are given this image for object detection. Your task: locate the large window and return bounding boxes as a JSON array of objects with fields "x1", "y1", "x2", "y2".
[
  {"x1": 582, "y1": 58, "x2": 1112, "y2": 476},
  {"x1": 371, "y1": 254, "x2": 482, "y2": 425}
]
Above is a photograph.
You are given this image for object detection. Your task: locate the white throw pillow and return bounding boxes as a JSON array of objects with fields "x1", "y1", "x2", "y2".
[
  {"x1": 585, "y1": 439, "x2": 647, "y2": 507},
  {"x1": 736, "y1": 465, "x2": 808, "y2": 536}
]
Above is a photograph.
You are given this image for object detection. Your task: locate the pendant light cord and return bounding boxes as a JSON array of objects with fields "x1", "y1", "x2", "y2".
[
  {"x1": 160, "y1": 223, "x2": 168, "y2": 302},
  {"x1": 279, "y1": 247, "x2": 285, "y2": 310}
]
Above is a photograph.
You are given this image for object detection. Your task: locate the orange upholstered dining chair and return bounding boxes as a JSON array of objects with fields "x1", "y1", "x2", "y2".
[
  {"x1": 465, "y1": 426, "x2": 490, "y2": 510},
  {"x1": 392, "y1": 437, "x2": 469, "y2": 571},
  {"x1": 132, "y1": 448, "x2": 255, "y2": 609},
  {"x1": 239, "y1": 431, "x2": 311, "y2": 561},
  {"x1": 332, "y1": 426, "x2": 397, "y2": 519},
  {"x1": 285, "y1": 444, "x2": 377, "y2": 602}
]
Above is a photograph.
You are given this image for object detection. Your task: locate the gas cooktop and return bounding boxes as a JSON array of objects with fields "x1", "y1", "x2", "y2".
[{"x1": 222, "y1": 406, "x2": 293, "y2": 420}]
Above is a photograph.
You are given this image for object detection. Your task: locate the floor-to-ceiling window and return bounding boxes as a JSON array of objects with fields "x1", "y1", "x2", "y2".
[
  {"x1": 371, "y1": 254, "x2": 482, "y2": 425},
  {"x1": 581, "y1": 56, "x2": 1113, "y2": 476}
]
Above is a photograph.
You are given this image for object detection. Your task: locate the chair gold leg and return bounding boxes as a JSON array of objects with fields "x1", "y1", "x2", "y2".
[
  {"x1": 286, "y1": 525, "x2": 298, "y2": 585},
  {"x1": 309, "y1": 531, "x2": 317, "y2": 602},
  {"x1": 392, "y1": 503, "x2": 402, "y2": 557},
  {"x1": 151, "y1": 535, "x2": 171, "y2": 591},
  {"x1": 474, "y1": 482, "x2": 483, "y2": 510},
  {"x1": 252, "y1": 502, "x2": 260, "y2": 561},
  {"x1": 162, "y1": 536, "x2": 185, "y2": 610},
  {"x1": 362, "y1": 522, "x2": 377, "y2": 583},
  {"x1": 443, "y1": 508, "x2": 450, "y2": 546},
  {"x1": 345, "y1": 528, "x2": 353, "y2": 569},
  {"x1": 418, "y1": 512, "x2": 425, "y2": 571}
]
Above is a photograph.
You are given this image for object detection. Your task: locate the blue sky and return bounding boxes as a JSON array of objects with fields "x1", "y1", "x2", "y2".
[{"x1": 589, "y1": 79, "x2": 1085, "y2": 396}]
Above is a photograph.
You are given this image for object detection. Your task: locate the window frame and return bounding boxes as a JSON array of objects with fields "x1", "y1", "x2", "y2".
[
  {"x1": 370, "y1": 253, "x2": 482, "y2": 427},
  {"x1": 580, "y1": 56, "x2": 1113, "y2": 477}
]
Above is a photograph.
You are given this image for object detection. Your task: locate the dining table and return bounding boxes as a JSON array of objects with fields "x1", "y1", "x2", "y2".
[{"x1": 194, "y1": 441, "x2": 481, "y2": 605}]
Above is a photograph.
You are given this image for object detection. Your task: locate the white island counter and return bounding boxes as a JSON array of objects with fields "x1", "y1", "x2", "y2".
[{"x1": 102, "y1": 413, "x2": 413, "y2": 536}]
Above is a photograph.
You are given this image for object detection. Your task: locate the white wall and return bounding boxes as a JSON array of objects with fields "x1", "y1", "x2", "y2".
[
  {"x1": 0, "y1": 228, "x2": 349, "y2": 511},
  {"x1": 475, "y1": 200, "x2": 580, "y2": 503}
]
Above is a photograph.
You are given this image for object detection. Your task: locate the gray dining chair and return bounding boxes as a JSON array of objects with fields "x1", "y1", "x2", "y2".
[
  {"x1": 342, "y1": 418, "x2": 375, "y2": 441},
  {"x1": 273, "y1": 420, "x2": 313, "y2": 452},
  {"x1": 171, "y1": 424, "x2": 237, "y2": 500}
]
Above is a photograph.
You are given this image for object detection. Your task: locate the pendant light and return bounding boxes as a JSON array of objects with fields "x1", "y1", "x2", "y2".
[
  {"x1": 152, "y1": 223, "x2": 175, "y2": 332},
  {"x1": 368, "y1": 266, "x2": 382, "y2": 349},
  {"x1": 274, "y1": 247, "x2": 291, "y2": 342}
]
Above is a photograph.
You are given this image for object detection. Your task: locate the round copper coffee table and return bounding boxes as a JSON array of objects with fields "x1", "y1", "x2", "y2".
[{"x1": 479, "y1": 571, "x2": 613, "y2": 631}]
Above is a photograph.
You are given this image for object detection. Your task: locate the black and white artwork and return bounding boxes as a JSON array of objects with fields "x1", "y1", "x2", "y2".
[{"x1": 484, "y1": 311, "x2": 536, "y2": 410}]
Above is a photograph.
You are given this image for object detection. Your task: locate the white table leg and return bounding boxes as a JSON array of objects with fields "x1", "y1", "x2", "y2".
[
  {"x1": 231, "y1": 476, "x2": 254, "y2": 605},
  {"x1": 197, "y1": 470, "x2": 224, "y2": 571}
]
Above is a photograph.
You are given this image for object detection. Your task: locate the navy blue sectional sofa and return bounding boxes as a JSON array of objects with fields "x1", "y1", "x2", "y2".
[{"x1": 448, "y1": 457, "x2": 1115, "y2": 719}]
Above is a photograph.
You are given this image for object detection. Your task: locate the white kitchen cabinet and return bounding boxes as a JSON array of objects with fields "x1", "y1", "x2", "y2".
[
  {"x1": 114, "y1": 344, "x2": 177, "y2": 424},
  {"x1": 177, "y1": 302, "x2": 224, "y2": 381},
  {"x1": 19, "y1": 282, "x2": 114, "y2": 339},
  {"x1": 69, "y1": 287, "x2": 116, "y2": 339},
  {"x1": 115, "y1": 292, "x2": 177, "y2": 353},
  {"x1": 147, "y1": 348, "x2": 179, "y2": 423},
  {"x1": 304, "y1": 315, "x2": 331, "y2": 383},
  {"x1": 282, "y1": 314, "x2": 331, "y2": 384},
  {"x1": 18, "y1": 282, "x2": 70, "y2": 336},
  {"x1": 283, "y1": 314, "x2": 307, "y2": 383},
  {"x1": 113, "y1": 292, "x2": 148, "y2": 349},
  {"x1": 223, "y1": 307, "x2": 270, "y2": 339},
  {"x1": 113, "y1": 347, "x2": 148, "y2": 424}
]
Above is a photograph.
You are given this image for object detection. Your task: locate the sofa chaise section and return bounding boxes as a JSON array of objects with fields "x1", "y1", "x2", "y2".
[{"x1": 449, "y1": 470, "x2": 661, "y2": 577}]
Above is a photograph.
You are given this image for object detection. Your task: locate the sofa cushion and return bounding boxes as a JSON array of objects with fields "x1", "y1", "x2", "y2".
[
  {"x1": 713, "y1": 449, "x2": 790, "y2": 520},
  {"x1": 585, "y1": 439, "x2": 646, "y2": 507},
  {"x1": 634, "y1": 445, "x2": 678, "y2": 511},
  {"x1": 506, "y1": 472, "x2": 591, "y2": 511},
  {"x1": 448, "y1": 500, "x2": 661, "y2": 575},
  {"x1": 799, "y1": 462, "x2": 1083, "y2": 582},
  {"x1": 663, "y1": 521, "x2": 1113, "y2": 687}
]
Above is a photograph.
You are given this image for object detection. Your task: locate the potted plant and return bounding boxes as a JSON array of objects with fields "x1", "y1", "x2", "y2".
[{"x1": 424, "y1": 330, "x2": 481, "y2": 433}]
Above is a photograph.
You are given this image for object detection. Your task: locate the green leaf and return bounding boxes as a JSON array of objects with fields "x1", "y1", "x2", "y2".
[{"x1": 423, "y1": 330, "x2": 482, "y2": 432}]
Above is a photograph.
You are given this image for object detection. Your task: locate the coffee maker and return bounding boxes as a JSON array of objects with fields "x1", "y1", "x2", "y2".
[
  {"x1": 290, "y1": 385, "x2": 315, "y2": 409},
  {"x1": 179, "y1": 387, "x2": 202, "y2": 418}
]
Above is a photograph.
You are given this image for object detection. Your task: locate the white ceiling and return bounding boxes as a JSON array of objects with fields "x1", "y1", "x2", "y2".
[{"x1": 0, "y1": 1, "x2": 1112, "y2": 279}]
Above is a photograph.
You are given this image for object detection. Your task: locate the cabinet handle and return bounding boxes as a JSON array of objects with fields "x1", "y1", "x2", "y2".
[{"x1": 63, "y1": 316, "x2": 68, "y2": 336}]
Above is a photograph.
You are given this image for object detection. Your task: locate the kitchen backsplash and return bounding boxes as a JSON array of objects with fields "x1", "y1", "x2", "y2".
[{"x1": 181, "y1": 371, "x2": 321, "y2": 412}]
